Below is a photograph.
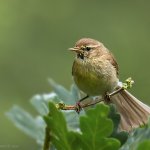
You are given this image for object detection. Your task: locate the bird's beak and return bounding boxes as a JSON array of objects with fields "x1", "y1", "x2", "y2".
[{"x1": 68, "y1": 47, "x2": 82, "y2": 53}]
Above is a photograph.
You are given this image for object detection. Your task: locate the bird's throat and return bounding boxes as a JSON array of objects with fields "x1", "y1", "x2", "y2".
[{"x1": 77, "y1": 53, "x2": 84, "y2": 60}]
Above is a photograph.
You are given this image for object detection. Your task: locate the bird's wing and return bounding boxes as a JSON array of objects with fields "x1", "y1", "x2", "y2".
[{"x1": 104, "y1": 51, "x2": 119, "y2": 76}]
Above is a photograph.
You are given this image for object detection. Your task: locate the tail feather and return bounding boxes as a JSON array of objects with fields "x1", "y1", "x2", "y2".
[{"x1": 110, "y1": 90, "x2": 150, "y2": 131}]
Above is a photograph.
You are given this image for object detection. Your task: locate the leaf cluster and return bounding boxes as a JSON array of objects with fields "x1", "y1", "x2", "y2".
[{"x1": 6, "y1": 79, "x2": 150, "y2": 150}]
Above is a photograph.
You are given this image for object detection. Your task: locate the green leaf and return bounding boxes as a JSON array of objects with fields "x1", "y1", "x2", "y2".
[
  {"x1": 63, "y1": 111, "x2": 80, "y2": 130},
  {"x1": 120, "y1": 126, "x2": 150, "y2": 150},
  {"x1": 43, "y1": 102, "x2": 73, "y2": 150},
  {"x1": 30, "y1": 92, "x2": 57, "y2": 115},
  {"x1": 108, "y1": 104, "x2": 128, "y2": 145},
  {"x1": 6, "y1": 105, "x2": 45, "y2": 145},
  {"x1": 48, "y1": 79, "x2": 80, "y2": 105},
  {"x1": 78, "y1": 103, "x2": 120, "y2": 150},
  {"x1": 70, "y1": 84, "x2": 81, "y2": 103},
  {"x1": 44, "y1": 102, "x2": 120, "y2": 150},
  {"x1": 48, "y1": 79, "x2": 72, "y2": 104},
  {"x1": 137, "y1": 140, "x2": 150, "y2": 150}
]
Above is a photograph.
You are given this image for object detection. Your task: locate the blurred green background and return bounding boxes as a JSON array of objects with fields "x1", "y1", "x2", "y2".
[{"x1": 0, "y1": 0, "x2": 150, "y2": 149}]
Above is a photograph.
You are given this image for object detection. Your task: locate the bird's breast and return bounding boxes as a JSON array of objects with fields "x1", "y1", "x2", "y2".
[{"x1": 72, "y1": 58, "x2": 118, "y2": 96}]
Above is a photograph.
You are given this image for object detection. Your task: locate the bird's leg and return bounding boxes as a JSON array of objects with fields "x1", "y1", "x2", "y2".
[
  {"x1": 79, "y1": 95, "x2": 89, "y2": 102},
  {"x1": 76, "y1": 95, "x2": 89, "y2": 113},
  {"x1": 104, "y1": 92, "x2": 111, "y2": 104}
]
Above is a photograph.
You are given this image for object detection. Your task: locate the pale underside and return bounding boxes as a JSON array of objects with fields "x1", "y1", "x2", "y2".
[{"x1": 72, "y1": 57, "x2": 118, "y2": 96}]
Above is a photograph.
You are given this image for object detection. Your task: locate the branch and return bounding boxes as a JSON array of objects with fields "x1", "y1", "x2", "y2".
[{"x1": 56, "y1": 97, "x2": 104, "y2": 111}]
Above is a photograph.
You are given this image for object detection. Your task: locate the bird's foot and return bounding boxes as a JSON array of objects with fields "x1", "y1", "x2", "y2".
[
  {"x1": 104, "y1": 92, "x2": 111, "y2": 103},
  {"x1": 75, "y1": 101, "x2": 82, "y2": 114},
  {"x1": 75, "y1": 95, "x2": 89, "y2": 114}
]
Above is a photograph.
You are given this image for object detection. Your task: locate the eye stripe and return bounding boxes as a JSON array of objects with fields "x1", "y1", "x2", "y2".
[{"x1": 80, "y1": 46, "x2": 92, "y2": 51}]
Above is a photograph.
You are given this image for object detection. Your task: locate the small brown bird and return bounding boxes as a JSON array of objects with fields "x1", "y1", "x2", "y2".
[{"x1": 69, "y1": 38, "x2": 150, "y2": 131}]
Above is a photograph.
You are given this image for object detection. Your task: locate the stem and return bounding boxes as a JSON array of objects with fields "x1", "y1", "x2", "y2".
[
  {"x1": 56, "y1": 97, "x2": 104, "y2": 111},
  {"x1": 43, "y1": 126, "x2": 51, "y2": 150},
  {"x1": 109, "y1": 87, "x2": 124, "y2": 97}
]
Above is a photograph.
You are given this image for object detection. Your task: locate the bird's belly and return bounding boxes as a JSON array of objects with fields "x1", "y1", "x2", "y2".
[
  {"x1": 73, "y1": 70, "x2": 115, "y2": 96},
  {"x1": 74, "y1": 76, "x2": 105, "y2": 96}
]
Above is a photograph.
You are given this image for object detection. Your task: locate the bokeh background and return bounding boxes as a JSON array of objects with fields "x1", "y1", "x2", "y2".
[{"x1": 1, "y1": 0, "x2": 150, "y2": 149}]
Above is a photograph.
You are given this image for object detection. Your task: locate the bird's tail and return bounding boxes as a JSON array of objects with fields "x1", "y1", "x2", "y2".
[{"x1": 110, "y1": 90, "x2": 150, "y2": 131}]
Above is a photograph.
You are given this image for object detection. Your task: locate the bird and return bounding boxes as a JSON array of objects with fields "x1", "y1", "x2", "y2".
[{"x1": 69, "y1": 38, "x2": 150, "y2": 131}]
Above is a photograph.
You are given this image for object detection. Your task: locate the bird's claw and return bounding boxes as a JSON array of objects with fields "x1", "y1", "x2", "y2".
[
  {"x1": 104, "y1": 92, "x2": 111, "y2": 103},
  {"x1": 75, "y1": 102, "x2": 82, "y2": 114}
]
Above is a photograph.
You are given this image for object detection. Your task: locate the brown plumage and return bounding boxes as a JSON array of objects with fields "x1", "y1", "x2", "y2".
[{"x1": 70, "y1": 38, "x2": 150, "y2": 131}]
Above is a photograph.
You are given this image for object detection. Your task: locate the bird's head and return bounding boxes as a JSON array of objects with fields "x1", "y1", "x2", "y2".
[{"x1": 69, "y1": 38, "x2": 104, "y2": 60}]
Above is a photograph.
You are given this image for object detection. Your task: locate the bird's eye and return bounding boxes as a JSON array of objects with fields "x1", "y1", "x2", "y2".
[{"x1": 85, "y1": 47, "x2": 91, "y2": 51}]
